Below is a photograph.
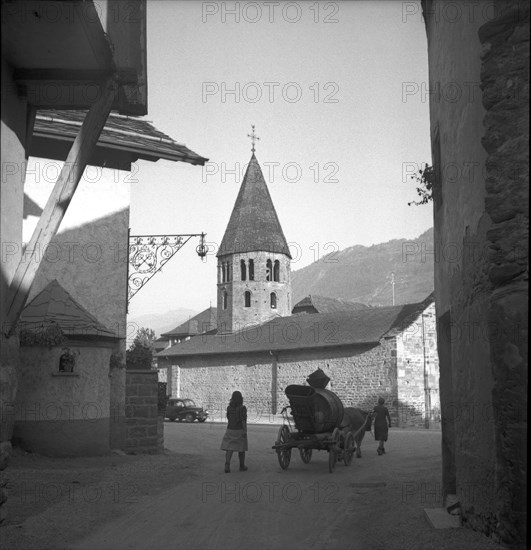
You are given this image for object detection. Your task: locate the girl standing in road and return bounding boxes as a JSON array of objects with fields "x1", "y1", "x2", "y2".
[
  {"x1": 373, "y1": 397, "x2": 391, "y2": 455},
  {"x1": 221, "y1": 390, "x2": 248, "y2": 473}
]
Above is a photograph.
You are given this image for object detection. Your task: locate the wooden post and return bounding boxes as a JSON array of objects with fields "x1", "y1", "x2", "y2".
[
  {"x1": 271, "y1": 353, "x2": 278, "y2": 415},
  {"x1": 4, "y1": 79, "x2": 118, "y2": 335}
]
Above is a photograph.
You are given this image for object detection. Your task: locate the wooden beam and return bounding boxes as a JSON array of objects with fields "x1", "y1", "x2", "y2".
[{"x1": 4, "y1": 78, "x2": 118, "y2": 336}]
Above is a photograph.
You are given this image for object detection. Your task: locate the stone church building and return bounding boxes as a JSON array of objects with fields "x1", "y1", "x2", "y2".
[{"x1": 157, "y1": 152, "x2": 440, "y2": 428}]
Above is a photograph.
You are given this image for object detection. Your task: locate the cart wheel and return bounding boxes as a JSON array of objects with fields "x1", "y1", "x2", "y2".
[
  {"x1": 276, "y1": 425, "x2": 291, "y2": 470},
  {"x1": 343, "y1": 432, "x2": 355, "y2": 466},
  {"x1": 299, "y1": 448, "x2": 313, "y2": 464},
  {"x1": 328, "y1": 428, "x2": 341, "y2": 473}
]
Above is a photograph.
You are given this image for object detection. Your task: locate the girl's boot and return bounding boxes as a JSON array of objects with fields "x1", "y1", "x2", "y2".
[
  {"x1": 225, "y1": 450, "x2": 233, "y2": 473},
  {"x1": 239, "y1": 452, "x2": 248, "y2": 471}
]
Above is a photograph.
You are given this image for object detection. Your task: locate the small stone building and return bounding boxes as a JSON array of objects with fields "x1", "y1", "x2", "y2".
[
  {"x1": 14, "y1": 280, "x2": 122, "y2": 456},
  {"x1": 158, "y1": 295, "x2": 439, "y2": 428}
]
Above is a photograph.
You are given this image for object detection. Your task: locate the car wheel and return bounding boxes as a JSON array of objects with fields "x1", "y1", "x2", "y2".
[
  {"x1": 168, "y1": 417, "x2": 176, "y2": 422},
  {"x1": 185, "y1": 413, "x2": 194, "y2": 423}
]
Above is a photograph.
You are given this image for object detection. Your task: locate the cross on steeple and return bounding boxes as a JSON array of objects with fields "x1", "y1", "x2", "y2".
[{"x1": 247, "y1": 124, "x2": 260, "y2": 153}]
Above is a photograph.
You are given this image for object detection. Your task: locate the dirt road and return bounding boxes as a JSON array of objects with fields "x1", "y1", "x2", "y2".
[{"x1": 68, "y1": 423, "x2": 502, "y2": 550}]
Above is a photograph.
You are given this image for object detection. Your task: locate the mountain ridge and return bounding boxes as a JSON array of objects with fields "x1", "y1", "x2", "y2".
[{"x1": 291, "y1": 228, "x2": 434, "y2": 307}]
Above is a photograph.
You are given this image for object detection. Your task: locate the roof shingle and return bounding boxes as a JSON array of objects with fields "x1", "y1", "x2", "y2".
[
  {"x1": 18, "y1": 280, "x2": 119, "y2": 340},
  {"x1": 31, "y1": 110, "x2": 208, "y2": 168},
  {"x1": 292, "y1": 295, "x2": 369, "y2": 314},
  {"x1": 160, "y1": 307, "x2": 218, "y2": 339},
  {"x1": 157, "y1": 295, "x2": 434, "y2": 359},
  {"x1": 217, "y1": 154, "x2": 291, "y2": 258}
]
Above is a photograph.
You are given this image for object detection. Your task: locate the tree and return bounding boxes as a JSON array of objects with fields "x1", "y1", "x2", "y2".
[
  {"x1": 126, "y1": 327, "x2": 156, "y2": 370},
  {"x1": 132, "y1": 327, "x2": 156, "y2": 350},
  {"x1": 408, "y1": 163, "x2": 434, "y2": 206}
]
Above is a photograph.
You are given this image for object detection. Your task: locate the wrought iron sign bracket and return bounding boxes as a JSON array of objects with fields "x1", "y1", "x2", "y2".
[{"x1": 127, "y1": 231, "x2": 207, "y2": 310}]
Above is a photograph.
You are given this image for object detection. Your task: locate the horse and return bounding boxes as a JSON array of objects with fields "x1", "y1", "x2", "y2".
[{"x1": 340, "y1": 407, "x2": 372, "y2": 458}]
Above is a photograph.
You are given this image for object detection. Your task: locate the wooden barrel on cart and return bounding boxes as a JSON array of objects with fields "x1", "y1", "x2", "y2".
[{"x1": 285, "y1": 385, "x2": 344, "y2": 433}]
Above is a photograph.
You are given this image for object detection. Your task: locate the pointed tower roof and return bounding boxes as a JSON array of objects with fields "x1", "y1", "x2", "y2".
[{"x1": 217, "y1": 154, "x2": 291, "y2": 258}]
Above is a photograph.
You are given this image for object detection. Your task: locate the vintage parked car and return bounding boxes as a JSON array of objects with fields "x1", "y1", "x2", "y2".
[{"x1": 165, "y1": 398, "x2": 208, "y2": 422}]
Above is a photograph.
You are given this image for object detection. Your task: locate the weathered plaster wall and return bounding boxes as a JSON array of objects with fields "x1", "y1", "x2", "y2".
[
  {"x1": 14, "y1": 343, "x2": 112, "y2": 456},
  {"x1": 23, "y1": 208, "x2": 130, "y2": 450},
  {"x1": 0, "y1": 55, "x2": 29, "y2": 522},
  {"x1": 424, "y1": 0, "x2": 494, "y2": 511},
  {"x1": 26, "y1": 208, "x2": 130, "y2": 343}
]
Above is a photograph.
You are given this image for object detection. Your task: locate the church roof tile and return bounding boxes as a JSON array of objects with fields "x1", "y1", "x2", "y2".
[{"x1": 157, "y1": 295, "x2": 434, "y2": 359}]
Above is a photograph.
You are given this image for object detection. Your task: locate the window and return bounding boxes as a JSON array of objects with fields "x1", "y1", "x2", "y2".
[
  {"x1": 249, "y1": 259, "x2": 254, "y2": 281},
  {"x1": 244, "y1": 291, "x2": 251, "y2": 307},
  {"x1": 223, "y1": 291, "x2": 228, "y2": 310},
  {"x1": 266, "y1": 259, "x2": 272, "y2": 281},
  {"x1": 241, "y1": 260, "x2": 246, "y2": 281},
  {"x1": 59, "y1": 348, "x2": 76, "y2": 372},
  {"x1": 274, "y1": 260, "x2": 280, "y2": 282},
  {"x1": 270, "y1": 292, "x2": 277, "y2": 309}
]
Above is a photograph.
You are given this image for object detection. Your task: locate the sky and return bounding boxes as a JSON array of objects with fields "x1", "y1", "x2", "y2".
[{"x1": 24, "y1": 0, "x2": 433, "y2": 319}]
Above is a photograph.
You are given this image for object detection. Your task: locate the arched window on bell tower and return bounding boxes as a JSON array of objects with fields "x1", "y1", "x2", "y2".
[
  {"x1": 249, "y1": 259, "x2": 254, "y2": 281},
  {"x1": 244, "y1": 291, "x2": 251, "y2": 307},
  {"x1": 270, "y1": 292, "x2": 277, "y2": 309},
  {"x1": 240, "y1": 259, "x2": 246, "y2": 281},
  {"x1": 266, "y1": 259, "x2": 272, "y2": 281},
  {"x1": 273, "y1": 260, "x2": 280, "y2": 282},
  {"x1": 223, "y1": 291, "x2": 228, "y2": 310}
]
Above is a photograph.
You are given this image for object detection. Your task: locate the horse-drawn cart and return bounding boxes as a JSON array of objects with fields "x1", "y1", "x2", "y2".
[{"x1": 272, "y1": 382, "x2": 357, "y2": 473}]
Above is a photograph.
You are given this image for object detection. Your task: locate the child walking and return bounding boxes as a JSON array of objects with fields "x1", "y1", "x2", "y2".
[
  {"x1": 220, "y1": 391, "x2": 248, "y2": 473},
  {"x1": 373, "y1": 397, "x2": 391, "y2": 455}
]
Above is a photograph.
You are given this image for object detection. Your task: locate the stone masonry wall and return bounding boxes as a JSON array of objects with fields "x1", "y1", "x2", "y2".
[
  {"x1": 125, "y1": 370, "x2": 160, "y2": 453},
  {"x1": 423, "y1": 1, "x2": 528, "y2": 547},
  {"x1": 174, "y1": 339, "x2": 400, "y2": 425},
  {"x1": 479, "y1": 2, "x2": 529, "y2": 546},
  {"x1": 217, "y1": 251, "x2": 291, "y2": 333},
  {"x1": 396, "y1": 303, "x2": 440, "y2": 428}
]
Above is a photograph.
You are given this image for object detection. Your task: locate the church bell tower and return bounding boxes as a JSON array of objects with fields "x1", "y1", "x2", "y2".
[{"x1": 216, "y1": 127, "x2": 292, "y2": 333}]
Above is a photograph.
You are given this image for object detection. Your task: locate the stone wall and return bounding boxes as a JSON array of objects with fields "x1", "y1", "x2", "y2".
[
  {"x1": 423, "y1": 0, "x2": 528, "y2": 547},
  {"x1": 125, "y1": 370, "x2": 160, "y2": 453},
  {"x1": 217, "y1": 251, "x2": 291, "y2": 332},
  {"x1": 396, "y1": 303, "x2": 440, "y2": 428},
  {"x1": 172, "y1": 339, "x2": 399, "y2": 424},
  {"x1": 479, "y1": 1, "x2": 528, "y2": 546}
]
